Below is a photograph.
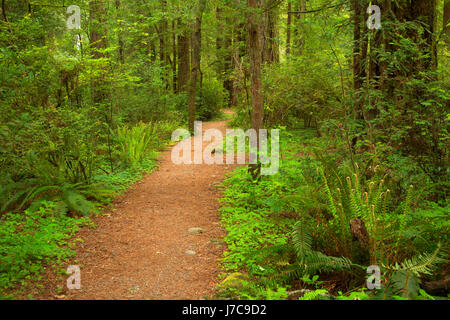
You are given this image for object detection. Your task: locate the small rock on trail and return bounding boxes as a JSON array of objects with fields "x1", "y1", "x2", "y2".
[{"x1": 188, "y1": 227, "x2": 205, "y2": 234}]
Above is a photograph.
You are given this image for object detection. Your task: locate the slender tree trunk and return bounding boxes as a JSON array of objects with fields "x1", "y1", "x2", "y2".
[
  {"x1": 445, "y1": 0, "x2": 450, "y2": 44},
  {"x1": 89, "y1": 0, "x2": 108, "y2": 106},
  {"x1": 230, "y1": 0, "x2": 244, "y2": 108},
  {"x1": 247, "y1": 0, "x2": 264, "y2": 179},
  {"x1": 352, "y1": 0, "x2": 365, "y2": 121},
  {"x1": 177, "y1": 19, "x2": 190, "y2": 93},
  {"x1": 262, "y1": 0, "x2": 279, "y2": 63},
  {"x1": 187, "y1": 0, "x2": 206, "y2": 132},
  {"x1": 286, "y1": 1, "x2": 291, "y2": 56},
  {"x1": 1, "y1": 0, "x2": 8, "y2": 22},
  {"x1": 115, "y1": 0, "x2": 124, "y2": 64},
  {"x1": 292, "y1": 0, "x2": 306, "y2": 55},
  {"x1": 172, "y1": 20, "x2": 177, "y2": 92},
  {"x1": 224, "y1": 17, "x2": 234, "y2": 106}
]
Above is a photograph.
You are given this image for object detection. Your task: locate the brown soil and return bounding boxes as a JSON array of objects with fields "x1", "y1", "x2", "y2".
[{"x1": 37, "y1": 112, "x2": 235, "y2": 300}]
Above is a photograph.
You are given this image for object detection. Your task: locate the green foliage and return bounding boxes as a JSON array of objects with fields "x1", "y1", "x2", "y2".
[
  {"x1": 298, "y1": 289, "x2": 330, "y2": 300},
  {"x1": 336, "y1": 290, "x2": 370, "y2": 300},
  {"x1": 196, "y1": 79, "x2": 227, "y2": 121},
  {"x1": 292, "y1": 221, "x2": 356, "y2": 276},
  {"x1": 218, "y1": 126, "x2": 448, "y2": 300},
  {"x1": 0, "y1": 201, "x2": 92, "y2": 296},
  {"x1": 115, "y1": 123, "x2": 155, "y2": 168},
  {"x1": 262, "y1": 56, "x2": 341, "y2": 129}
]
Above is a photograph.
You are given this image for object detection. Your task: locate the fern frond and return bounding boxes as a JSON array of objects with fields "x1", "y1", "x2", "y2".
[
  {"x1": 298, "y1": 289, "x2": 329, "y2": 300},
  {"x1": 383, "y1": 243, "x2": 446, "y2": 277},
  {"x1": 394, "y1": 185, "x2": 414, "y2": 257},
  {"x1": 293, "y1": 221, "x2": 312, "y2": 261},
  {"x1": 301, "y1": 251, "x2": 356, "y2": 275},
  {"x1": 320, "y1": 168, "x2": 337, "y2": 219},
  {"x1": 397, "y1": 244, "x2": 445, "y2": 277}
]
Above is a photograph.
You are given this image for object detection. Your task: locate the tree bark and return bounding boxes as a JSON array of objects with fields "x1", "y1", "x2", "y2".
[
  {"x1": 187, "y1": 0, "x2": 206, "y2": 132},
  {"x1": 445, "y1": 0, "x2": 450, "y2": 44},
  {"x1": 286, "y1": 1, "x2": 291, "y2": 56},
  {"x1": 89, "y1": 0, "x2": 108, "y2": 106},
  {"x1": 115, "y1": 0, "x2": 124, "y2": 64},
  {"x1": 352, "y1": 0, "x2": 365, "y2": 121},
  {"x1": 177, "y1": 19, "x2": 190, "y2": 93},
  {"x1": 292, "y1": 0, "x2": 306, "y2": 55},
  {"x1": 247, "y1": 0, "x2": 264, "y2": 179},
  {"x1": 262, "y1": 0, "x2": 279, "y2": 63},
  {"x1": 1, "y1": 0, "x2": 8, "y2": 22},
  {"x1": 172, "y1": 20, "x2": 177, "y2": 92}
]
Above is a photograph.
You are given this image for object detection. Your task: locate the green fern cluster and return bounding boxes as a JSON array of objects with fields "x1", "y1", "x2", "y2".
[
  {"x1": 316, "y1": 167, "x2": 419, "y2": 266},
  {"x1": 1, "y1": 180, "x2": 112, "y2": 217},
  {"x1": 292, "y1": 221, "x2": 357, "y2": 276},
  {"x1": 287, "y1": 166, "x2": 447, "y2": 299},
  {"x1": 115, "y1": 122, "x2": 154, "y2": 168}
]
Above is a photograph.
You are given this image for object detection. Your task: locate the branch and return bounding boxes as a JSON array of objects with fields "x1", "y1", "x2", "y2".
[{"x1": 2, "y1": 0, "x2": 8, "y2": 22}]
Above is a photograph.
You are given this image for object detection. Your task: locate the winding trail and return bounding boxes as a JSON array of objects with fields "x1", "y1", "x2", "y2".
[{"x1": 41, "y1": 112, "x2": 234, "y2": 300}]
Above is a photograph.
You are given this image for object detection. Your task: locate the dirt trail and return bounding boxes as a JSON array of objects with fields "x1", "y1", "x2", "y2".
[{"x1": 42, "y1": 112, "x2": 234, "y2": 300}]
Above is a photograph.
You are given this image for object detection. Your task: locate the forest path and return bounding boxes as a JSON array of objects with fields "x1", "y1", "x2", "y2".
[{"x1": 43, "y1": 111, "x2": 234, "y2": 299}]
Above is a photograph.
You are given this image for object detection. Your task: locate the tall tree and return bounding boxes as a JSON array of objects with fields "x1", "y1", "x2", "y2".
[
  {"x1": 115, "y1": 0, "x2": 124, "y2": 64},
  {"x1": 172, "y1": 20, "x2": 177, "y2": 92},
  {"x1": 351, "y1": 0, "x2": 366, "y2": 120},
  {"x1": 443, "y1": 0, "x2": 450, "y2": 44},
  {"x1": 89, "y1": 0, "x2": 108, "y2": 106},
  {"x1": 187, "y1": 0, "x2": 206, "y2": 132},
  {"x1": 177, "y1": 19, "x2": 190, "y2": 93},
  {"x1": 262, "y1": 0, "x2": 279, "y2": 63},
  {"x1": 247, "y1": 0, "x2": 264, "y2": 179},
  {"x1": 286, "y1": 1, "x2": 292, "y2": 56},
  {"x1": 292, "y1": 0, "x2": 306, "y2": 55}
]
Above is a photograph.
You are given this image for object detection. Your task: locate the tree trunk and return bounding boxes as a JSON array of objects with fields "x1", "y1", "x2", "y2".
[
  {"x1": 286, "y1": 1, "x2": 291, "y2": 56},
  {"x1": 172, "y1": 20, "x2": 177, "y2": 92},
  {"x1": 292, "y1": 0, "x2": 306, "y2": 55},
  {"x1": 445, "y1": 0, "x2": 450, "y2": 44},
  {"x1": 247, "y1": 0, "x2": 264, "y2": 179},
  {"x1": 89, "y1": 0, "x2": 108, "y2": 106},
  {"x1": 262, "y1": 0, "x2": 279, "y2": 63},
  {"x1": 187, "y1": 0, "x2": 206, "y2": 132},
  {"x1": 177, "y1": 20, "x2": 190, "y2": 93},
  {"x1": 115, "y1": 0, "x2": 124, "y2": 64},
  {"x1": 230, "y1": 1, "x2": 244, "y2": 108},
  {"x1": 1, "y1": 0, "x2": 8, "y2": 22},
  {"x1": 352, "y1": 0, "x2": 365, "y2": 120}
]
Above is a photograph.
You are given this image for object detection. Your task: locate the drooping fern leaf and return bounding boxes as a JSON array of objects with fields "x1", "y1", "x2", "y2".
[
  {"x1": 292, "y1": 221, "x2": 312, "y2": 262},
  {"x1": 292, "y1": 221, "x2": 360, "y2": 276},
  {"x1": 386, "y1": 243, "x2": 446, "y2": 277}
]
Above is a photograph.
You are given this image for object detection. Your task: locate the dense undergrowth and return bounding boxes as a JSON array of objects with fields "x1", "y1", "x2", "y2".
[
  {"x1": 0, "y1": 120, "x2": 180, "y2": 299},
  {"x1": 216, "y1": 127, "x2": 448, "y2": 300}
]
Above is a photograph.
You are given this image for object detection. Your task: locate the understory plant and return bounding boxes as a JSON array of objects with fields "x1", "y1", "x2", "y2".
[
  {"x1": 114, "y1": 122, "x2": 155, "y2": 168},
  {"x1": 286, "y1": 164, "x2": 447, "y2": 299},
  {"x1": 0, "y1": 201, "x2": 92, "y2": 297}
]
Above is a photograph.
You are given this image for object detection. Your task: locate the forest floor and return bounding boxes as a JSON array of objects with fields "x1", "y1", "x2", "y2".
[{"x1": 34, "y1": 111, "x2": 235, "y2": 300}]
